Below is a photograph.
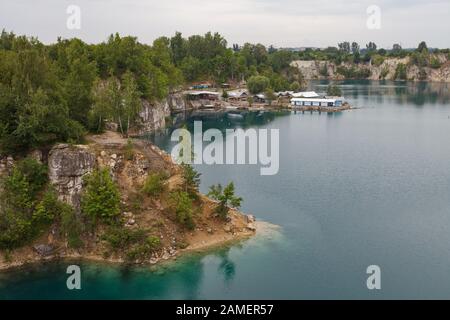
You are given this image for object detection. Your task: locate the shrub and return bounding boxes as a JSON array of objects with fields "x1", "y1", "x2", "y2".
[
  {"x1": 336, "y1": 66, "x2": 371, "y2": 79},
  {"x1": 124, "y1": 139, "x2": 134, "y2": 161},
  {"x1": 430, "y1": 57, "x2": 441, "y2": 69},
  {"x1": 371, "y1": 54, "x2": 385, "y2": 67},
  {"x1": 81, "y1": 168, "x2": 121, "y2": 225},
  {"x1": 60, "y1": 203, "x2": 84, "y2": 248},
  {"x1": 142, "y1": 172, "x2": 167, "y2": 197},
  {"x1": 102, "y1": 227, "x2": 146, "y2": 250},
  {"x1": 169, "y1": 191, "x2": 195, "y2": 229},
  {"x1": 0, "y1": 159, "x2": 50, "y2": 249},
  {"x1": 102, "y1": 227, "x2": 161, "y2": 262},
  {"x1": 15, "y1": 158, "x2": 48, "y2": 198},
  {"x1": 33, "y1": 189, "x2": 62, "y2": 227},
  {"x1": 290, "y1": 81, "x2": 301, "y2": 92},
  {"x1": 394, "y1": 63, "x2": 408, "y2": 80},
  {"x1": 125, "y1": 236, "x2": 161, "y2": 262}
]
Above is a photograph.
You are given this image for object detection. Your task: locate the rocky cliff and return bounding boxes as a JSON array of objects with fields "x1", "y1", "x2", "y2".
[
  {"x1": 0, "y1": 131, "x2": 258, "y2": 270},
  {"x1": 48, "y1": 144, "x2": 96, "y2": 210},
  {"x1": 291, "y1": 54, "x2": 450, "y2": 82},
  {"x1": 136, "y1": 92, "x2": 186, "y2": 135}
]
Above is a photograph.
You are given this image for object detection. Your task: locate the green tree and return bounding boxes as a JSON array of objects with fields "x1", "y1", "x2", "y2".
[
  {"x1": 81, "y1": 168, "x2": 121, "y2": 225},
  {"x1": 394, "y1": 63, "x2": 408, "y2": 80},
  {"x1": 265, "y1": 88, "x2": 277, "y2": 106},
  {"x1": 290, "y1": 81, "x2": 301, "y2": 92},
  {"x1": 142, "y1": 172, "x2": 167, "y2": 197},
  {"x1": 121, "y1": 71, "x2": 142, "y2": 136},
  {"x1": 247, "y1": 75, "x2": 270, "y2": 94},
  {"x1": 207, "y1": 182, "x2": 242, "y2": 219},
  {"x1": 327, "y1": 84, "x2": 342, "y2": 96},
  {"x1": 169, "y1": 191, "x2": 195, "y2": 229},
  {"x1": 181, "y1": 164, "x2": 201, "y2": 199},
  {"x1": 417, "y1": 41, "x2": 428, "y2": 53}
]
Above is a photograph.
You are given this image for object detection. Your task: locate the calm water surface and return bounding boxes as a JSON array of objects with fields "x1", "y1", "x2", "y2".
[{"x1": 2, "y1": 80, "x2": 450, "y2": 299}]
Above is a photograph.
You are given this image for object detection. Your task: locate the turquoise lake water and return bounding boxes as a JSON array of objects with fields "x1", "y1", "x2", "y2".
[{"x1": 1, "y1": 80, "x2": 450, "y2": 299}]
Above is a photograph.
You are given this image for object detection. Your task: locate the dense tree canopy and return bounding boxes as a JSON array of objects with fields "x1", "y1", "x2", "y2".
[{"x1": 1, "y1": 29, "x2": 446, "y2": 155}]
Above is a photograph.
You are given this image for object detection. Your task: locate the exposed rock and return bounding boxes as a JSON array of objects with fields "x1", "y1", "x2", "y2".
[
  {"x1": 247, "y1": 223, "x2": 257, "y2": 232},
  {"x1": 6, "y1": 156, "x2": 14, "y2": 168},
  {"x1": 137, "y1": 99, "x2": 171, "y2": 135},
  {"x1": 291, "y1": 54, "x2": 450, "y2": 82},
  {"x1": 223, "y1": 226, "x2": 232, "y2": 233},
  {"x1": 246, "y1": 215, "x2": 256, "y2": 223},
  {"x1": 33, "y1": 244, "x2": 54, "y2": 257},
  {"x1": 48, "y1": 144, "x2": 96, "y2": 210}
]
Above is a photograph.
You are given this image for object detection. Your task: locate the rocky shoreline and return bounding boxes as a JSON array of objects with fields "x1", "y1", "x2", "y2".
[{"x1": 0, "y1": 131, "x2": 260, "y2": 271}]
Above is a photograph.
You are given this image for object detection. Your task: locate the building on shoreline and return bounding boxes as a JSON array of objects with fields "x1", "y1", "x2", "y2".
[
  {"x1": 186, "y1": 91, "x2": 220, "y2": 101},
  {"x1": 290, "y1": 91, "x2": 344, "y2": 108}
]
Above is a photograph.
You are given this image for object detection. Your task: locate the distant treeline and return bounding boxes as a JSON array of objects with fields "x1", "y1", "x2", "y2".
[
  {"x1": 0, "y1": 30, "x2": 306, "y2": 155},
  {"x1": 0, "y1": 29, "x2": 448, "y2": 154}
]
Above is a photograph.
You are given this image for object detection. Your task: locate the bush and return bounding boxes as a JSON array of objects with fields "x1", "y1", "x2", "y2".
[
  {"x1": 81, "y1": 168, "x2": 121, "y2": 225},
  {"x1": 430, "y1": 57, "x2": 441, "y2": 69},
  {"x1": 394, "y1": 63, "x2": 408, "y2": 80},
  {"x1": 15, "y1": 157, "x2": 48, "y2": 198},
  {"x1": 102, "y1": 227, "x2": 161, "y2": 262},
  {"x1": 60, "y1": 202, "x2": 84, "y2": 248},
  {"x1": 142, "y1": 172, "x2": 167, "y2": 197},
  {"x1": 33, "y1": 189, "x2": 62, "y2": 227},
  {"x1": 0, "y1": 159, "x2": 51, "y2": 249},
  {"x1": 102, "y1": 227, "x2": 146, "y2": 250},
  {"x1": 371, "y1": 54, "x2": 385, "y2": 67},
  {"x1": 125, "y1": 236, "x2": 161, "y2": 262},
  {"x1": 169, "y1": 191, "x2": 195, "y2": 229},
  {"x1": 124, "y1": 139, "x2": 134, "y2": 160},
  {"x1": 290, "y1": 81, "x2": 301, "y2": 92},
  {"x1": 336, "y1": 66, "x2": 371, "y2": 79}
]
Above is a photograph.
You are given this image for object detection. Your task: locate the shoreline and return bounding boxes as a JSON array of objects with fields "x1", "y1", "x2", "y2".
[{"x1": 0, "y1": 221, "x2": 277, "y2": 272}]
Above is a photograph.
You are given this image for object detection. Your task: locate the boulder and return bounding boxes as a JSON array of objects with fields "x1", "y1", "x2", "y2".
[{"x1": 48, "y1": 144, "x2": 96, "y2": 210}]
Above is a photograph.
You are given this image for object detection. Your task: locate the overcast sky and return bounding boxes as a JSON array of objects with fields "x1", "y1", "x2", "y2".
[{"x1": 1, "y1": 0, "x2": 450, "y2": 48}]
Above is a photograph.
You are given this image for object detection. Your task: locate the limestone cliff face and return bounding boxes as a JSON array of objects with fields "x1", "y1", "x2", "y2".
[
  {"x1": 137, "y1": 92, "x2": 186, "y2": 135},
  {"x1": 48, "y1": 144, "x2": 96, "y2": 209},
  {"x1": 291, "y1": 54, "x2": 450, "y2": 82}
]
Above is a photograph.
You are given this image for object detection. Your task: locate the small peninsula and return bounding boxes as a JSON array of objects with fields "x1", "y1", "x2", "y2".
[{"x1": 0, "y1": 131, "x2": 257, "y2": 270}]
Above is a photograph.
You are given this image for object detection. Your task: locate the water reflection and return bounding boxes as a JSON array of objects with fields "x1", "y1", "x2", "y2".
[
  {"x1": 215, "y1": 249, "x2": 236, "y2": 286},
  {"x1": 311, "y1": 80, "x2": 450, "y2": 106}
]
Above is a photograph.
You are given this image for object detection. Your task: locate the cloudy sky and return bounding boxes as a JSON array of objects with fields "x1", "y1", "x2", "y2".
[{"x1": 1, "y1": 0, "x2": 449, "y2": 48}]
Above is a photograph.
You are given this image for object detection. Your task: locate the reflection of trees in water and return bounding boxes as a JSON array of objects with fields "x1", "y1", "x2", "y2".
[
  {"x1": 215, "y1": 248, "x2": 236, "y2": 286},
  {"x1": 312, "y1": 80, "x2": 450, "y2": 106}
]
